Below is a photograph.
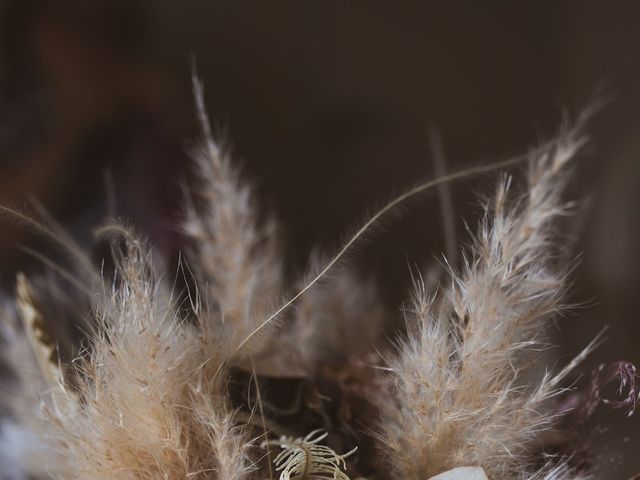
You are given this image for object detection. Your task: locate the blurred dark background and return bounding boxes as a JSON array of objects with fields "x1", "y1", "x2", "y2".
[{"x1": 0, "y1": 1, "x2": 638, "y2": 476}]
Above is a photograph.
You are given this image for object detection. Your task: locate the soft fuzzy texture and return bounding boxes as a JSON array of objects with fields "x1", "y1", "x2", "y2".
[
  {"x1": 377, "y1": 121, "x2": 592, "y2": 479},
  {"x1": 0, "y1": 94, "x2": 635, "y2": 480},
  {"x1": 0, "y1": 289, "x2": 53, "y2": 479},
  {"x1": 183, "y1": 79, "x2": 284, "y2": 363},
  {"x1": 253, "y1": 263, "x2": 386, "y2": 377},
  {"x1": 2, "y1": 230, "x2": 254, "y2": 479}
]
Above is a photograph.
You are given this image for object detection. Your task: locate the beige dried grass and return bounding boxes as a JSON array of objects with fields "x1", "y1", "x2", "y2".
[{"x1": 0, "y1": 89, "x2": 632, "y2": 480}]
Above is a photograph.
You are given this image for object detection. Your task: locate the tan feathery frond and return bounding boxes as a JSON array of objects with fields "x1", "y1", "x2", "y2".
[
  {"x1": 378, "y1": 117, "x2": 594, "y2": 479},
  {"x1": 253, "y1": 265, "x2": 386, "y2": 377},
  {"x1": 183, "y1": 76, "x2": 284, "y2": 362},
  {"x1": 14, "y1": 273, "x2": 77, "y2": 415},
  {"x1": 22, "y1": 224, "x2": 254, "y2": 480},
  {"x1": 0, "y1": 275, "x2": 79, "y2": 478}
]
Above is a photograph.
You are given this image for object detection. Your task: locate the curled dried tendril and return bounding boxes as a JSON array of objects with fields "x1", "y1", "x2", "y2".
[{"x1": 262, "y1": 430, "x2": 357, "y2": 480}]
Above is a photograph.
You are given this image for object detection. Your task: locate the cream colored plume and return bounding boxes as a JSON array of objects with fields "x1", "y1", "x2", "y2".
[{"x1": 378, "y1": 118, "x2": 592, "y2": 479}]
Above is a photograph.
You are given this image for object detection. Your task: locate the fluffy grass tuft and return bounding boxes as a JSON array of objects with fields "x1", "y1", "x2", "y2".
[
  {"x1": 0, "y1": 89, "x2": 635, "y2": 480},
  {"x1": 376, "y1": 118, "x2": 599, "y2": 479}
]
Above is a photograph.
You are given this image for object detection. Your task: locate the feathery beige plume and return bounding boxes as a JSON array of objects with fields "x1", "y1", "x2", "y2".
[
  {"x1": 183, "y1": 77, "x2": 284, "y2": 362},
  {"x1": 378, "y1": 118, "x2": 592, "y2": 479}
]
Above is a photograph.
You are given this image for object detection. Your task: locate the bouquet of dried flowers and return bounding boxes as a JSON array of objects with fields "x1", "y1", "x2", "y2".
[{"x1": 0, "y1": 80, "x2": 637, "y2": 480}]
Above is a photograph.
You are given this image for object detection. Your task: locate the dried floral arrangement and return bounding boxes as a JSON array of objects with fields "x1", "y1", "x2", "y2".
[{"x1": 0, "y1": 80, "x2": 638, "y2": 480}]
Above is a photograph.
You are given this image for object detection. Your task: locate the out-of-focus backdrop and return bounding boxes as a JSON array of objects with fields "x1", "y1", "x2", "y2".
[{"x1": 0, "y1": 1, "x2": 638, "y2": 475}]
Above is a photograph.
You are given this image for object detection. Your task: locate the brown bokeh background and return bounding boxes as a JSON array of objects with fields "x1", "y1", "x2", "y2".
[{"x1": 0, "y1": 1, "x2": 638, "y2": 476}]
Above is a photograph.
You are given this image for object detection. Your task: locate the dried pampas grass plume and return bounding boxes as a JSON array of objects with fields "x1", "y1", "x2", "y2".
[
  {"x1": 183, "y1": 77, "x2": 285, "y2": 362},
  {"x1": 0, "y1": 82, "x2": 635, "y2": 480},
  {"x1": 2, "y1": 225, "x2": 254, "y2": 479},
  {"x1": 377, "y1": 116, "x2": 596, "y2": 479}
]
